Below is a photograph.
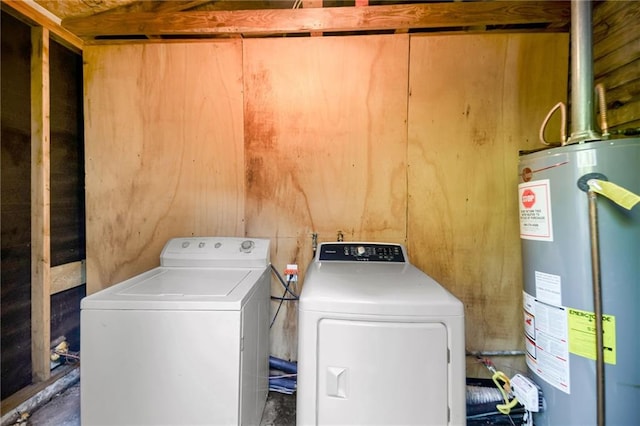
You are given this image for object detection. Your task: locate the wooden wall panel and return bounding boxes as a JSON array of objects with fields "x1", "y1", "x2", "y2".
[
  {"x1": 50, "y1": 284, "x2": 86, "y2": 353},
  {"x1": 83, "y1": 32, "x2": 568, "y2": 364},
  {"x1": 244, "y1": 35, "x2": 409, "y2": 359},
  {"x1": 267, "y1": 238, "x2": 308, "y2": 361},
  {"x1": 83, "y1": 41, "x2": 245, "y2": 293},
  {"x1": 50, "y1": 38, "x2": 85, "y2": 267},
  {"x1": 2, "y1": 11, "x2": 85, "y2": 398},
  {"x1": 1, "y1": 11, "x2": 33, "y2": 399},
  {"x1": 593, "y1": 0, "x2": 640, "y2": 130},
  {"x1": 407, "y1": 33, "x2": 569, "y2": 370}
]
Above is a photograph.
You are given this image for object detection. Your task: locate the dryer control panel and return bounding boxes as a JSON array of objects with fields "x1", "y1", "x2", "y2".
[{"x1": 318, "y1": 243, "x2": 406, "y2": 262}]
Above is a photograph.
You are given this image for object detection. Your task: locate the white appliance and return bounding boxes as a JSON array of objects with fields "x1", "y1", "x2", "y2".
[
  {"x1": 81, "y1": 237, "x2": 271, "y2": 426},
  {"x1": 297, "y1": 242, "x2": 466, "y2": 425}
]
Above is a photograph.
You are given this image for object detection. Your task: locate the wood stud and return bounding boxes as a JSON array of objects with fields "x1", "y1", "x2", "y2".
[{"x1": 30, "y1": 25, "x2": 52, "y2": 383}]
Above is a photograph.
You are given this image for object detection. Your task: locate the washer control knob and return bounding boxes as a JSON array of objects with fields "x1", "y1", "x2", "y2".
[
  {"x1": 357, "y1": 246, "x2": 366, "y2": 256},
  {"x1": 240, "y1": 240, "x2": 255, "y2": 253}
]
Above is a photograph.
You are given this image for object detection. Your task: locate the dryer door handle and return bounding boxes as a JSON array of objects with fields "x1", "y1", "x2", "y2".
[{"x1": 326, "y1": 367, "x2": 348, "y2": 398}]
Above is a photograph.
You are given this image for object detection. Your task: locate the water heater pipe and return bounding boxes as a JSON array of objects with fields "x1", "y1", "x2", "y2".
[
  {"x1": 567, "y1": 0, "x2": 601, "y2": 144},
  {"x1": 595, "y1": 83, "x2": 610, "y2": 138},
  {"x1": 466, "y1": 350, "x2": 525, "y2": 357},
  {"x1": 539, "y1": 101, "x2": 567, "y2": 146},
  {"x1": 578, "y1": 172, "x2": 607, "y2": 426},
  {"x1": 587, "y1": 189, "x2": 606, "y2": 426}
]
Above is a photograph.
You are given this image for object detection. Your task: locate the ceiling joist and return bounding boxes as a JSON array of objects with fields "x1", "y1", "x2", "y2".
[
  {"x1": 91, "y1": 0, "x2": 213, "y2": 15},
  {"x1": 62, "y1": 1, "x2": 570, "y2": 40},
  {"x1": 1, "y1": 0, "x2": 83, "y2": 51}
]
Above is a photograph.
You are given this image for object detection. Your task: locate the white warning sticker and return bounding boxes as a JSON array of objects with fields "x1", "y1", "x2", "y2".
[
  {"x1": 523, "y1": 292, "x2": 571, "y2": 394},
  {"x1": 535, "y1": 271, "x2": 562, "y2": 306},
  {"x1": 519, "y1": 179, "x2": 553, "y2": 241}
]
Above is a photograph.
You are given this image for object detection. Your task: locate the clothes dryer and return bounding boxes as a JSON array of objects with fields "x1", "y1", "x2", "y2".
[
  {"x1": 81, "y1": 237, "x2": 270, "y2": 425},
  {"x1": 297, "y1": 242, "x2": 465, "y2": 425}
]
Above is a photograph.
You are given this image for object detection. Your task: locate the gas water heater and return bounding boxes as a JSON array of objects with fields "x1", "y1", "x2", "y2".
[
  {"x1": 518, "y1": 138, "x2": 639, "y2": 426},
  {"x1": 518, "y1": 1, "x2": 639, "y2": 422}
]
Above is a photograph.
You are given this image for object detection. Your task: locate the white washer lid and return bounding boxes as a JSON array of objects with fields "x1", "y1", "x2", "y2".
[
  {"x1": 299, "y1": 262, "x2": 464, "y2": 317},
  {"x1": 120, "y1": 269, "x2": 248, "y2": 296},
  {"x1": 81, "y1": 266, "x2": 267, "y2": 311}
]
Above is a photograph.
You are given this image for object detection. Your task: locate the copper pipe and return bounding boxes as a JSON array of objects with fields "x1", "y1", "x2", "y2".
[{"x1": 595, "y1": 83, "x2": 610, "y2": 138}]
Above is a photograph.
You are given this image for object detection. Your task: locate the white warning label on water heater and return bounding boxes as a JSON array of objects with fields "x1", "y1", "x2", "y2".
[
  {"x1": 523, "y1": 291, "x2": 570, "y2": 394},
  {"x1": 519, "y1": 179, "x2": 553, "y2": 241}
]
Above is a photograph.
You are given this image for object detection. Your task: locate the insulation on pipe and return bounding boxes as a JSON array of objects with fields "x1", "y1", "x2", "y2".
[{"x1": 269, "y1": 356, "x2": 297, "y2": 374}]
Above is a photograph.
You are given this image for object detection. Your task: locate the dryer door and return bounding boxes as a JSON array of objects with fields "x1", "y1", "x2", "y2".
[{"x1": 317, "y1": 319, "x2": 449, "y2": 425}]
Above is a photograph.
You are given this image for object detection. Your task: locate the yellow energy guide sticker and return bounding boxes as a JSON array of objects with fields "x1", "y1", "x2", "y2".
[{"x1": 567, "y1": 308, "x2": 616, "y2": 365}]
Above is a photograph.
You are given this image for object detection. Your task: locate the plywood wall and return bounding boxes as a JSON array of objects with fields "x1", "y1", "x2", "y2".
[
  {"x1": 84, "y1": 33, "x2": 568, "y2": 362},
  {"x1": 84, "y1": 41, "x2": 245, "y2": 293},
  {"x1": 407, "y1": 33, "x2": 569, "y2": 373},
  {"x1": 243, "y1": 35, "x2": 409, "y2": 359}
]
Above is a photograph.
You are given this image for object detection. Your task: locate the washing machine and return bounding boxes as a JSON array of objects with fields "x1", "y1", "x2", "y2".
[
  {"x1": 81, "y1": 237, "x2": 271, "y2": 425},
  {"x1": 297, "y1": 242, "x2": 466, "y2": 425}
]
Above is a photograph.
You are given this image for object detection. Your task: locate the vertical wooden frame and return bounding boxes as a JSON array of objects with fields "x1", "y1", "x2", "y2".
[{"x1": 31, "y1": 26, "x2": 51, "y2": 382}]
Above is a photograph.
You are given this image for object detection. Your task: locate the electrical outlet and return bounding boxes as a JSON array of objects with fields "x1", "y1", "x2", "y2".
[{"x1": 284, "y1": 264, "x2": 298, "y2": 281}]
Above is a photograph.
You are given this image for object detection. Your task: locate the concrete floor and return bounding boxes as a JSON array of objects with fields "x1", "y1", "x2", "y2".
[
  {"x1": 24, "y1": 382, "x2": 296, "y2": 426},
  {"x1": 17, "y1": 373, "x2": 526, "y2": 425},
  {"x1": 27, "y1": 383, "x2": 80, "y2": 426}
]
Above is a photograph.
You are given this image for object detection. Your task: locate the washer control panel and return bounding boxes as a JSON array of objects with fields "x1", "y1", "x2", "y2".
[
  {"x1": 160, "y1": 237, "x2": 270, "y2": 267},
  {"x1": 318, "y1": 243, "x2": 406, "y2": 262}
]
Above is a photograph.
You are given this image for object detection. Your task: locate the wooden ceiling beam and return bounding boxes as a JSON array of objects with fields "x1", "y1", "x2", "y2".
[
  {"x1": 302, "y1": 0, "x2": 323, "y2": 37},
  {"x1": 62, "y1": 1, "x2": 570, "y2": 39},
  {"x1": 93, "y1": 0, "x2": 214, "y2": 15},
  {"x1": 89, "y1": 1, "x2": 214, "y2": 40},
  {"x1": 2, "y1": 0, "x2": 83, "y2": 52}
]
